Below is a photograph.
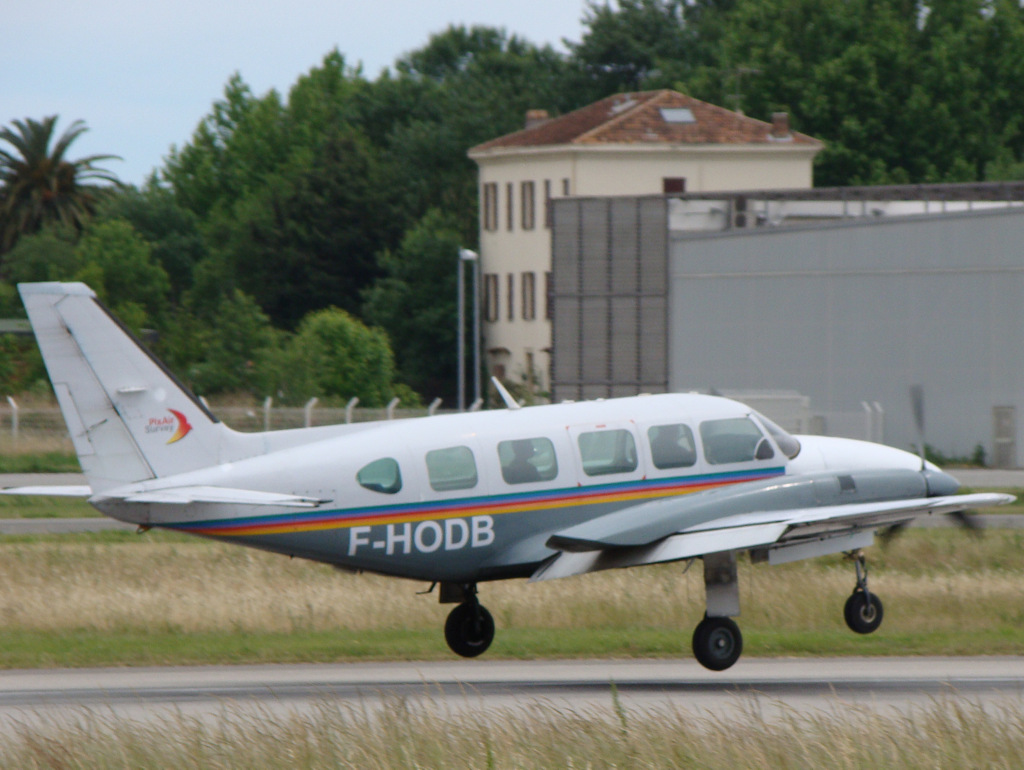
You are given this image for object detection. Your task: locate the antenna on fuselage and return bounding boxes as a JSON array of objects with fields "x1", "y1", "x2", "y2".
[
  {"x1": 910, "y1": 384, "x2": 926, "y2": 471},
  {"x1": 491, "y1": 377, "x2": 522, "y2": 410}
]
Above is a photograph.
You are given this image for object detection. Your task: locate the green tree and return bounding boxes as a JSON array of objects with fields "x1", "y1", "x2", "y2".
[
  {"x1": 283, "y1": 307, "x2": 400, "y2": 406},
  {"x1": 363, "y1": 209, "x2": 462, "y2": 402},
  {"x1": 73, "y1": 219, "x2": 170, "y2": 328},
  {"x1": 98, "y1": 185, "x2": 207, "y2": 301},
  {"x1": 566, "y1": 0, "x2": 695, "y2": 95},
  {"x1": 0, "y1": 116, "x2": 121, "y2": 255},
  {"x1": 169, "y1": 288, "x2": 281, "y2": 396},
  {"x1": 2, "y1": 224, "x2": 81, "y2": 284}
]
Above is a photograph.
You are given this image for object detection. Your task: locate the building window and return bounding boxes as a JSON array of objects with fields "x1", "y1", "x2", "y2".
[
  {"x1": 483, "y1": 183, "x2": 498, "y2": 231},
  {"x1": 521, "y1": 272, "x2": 536, "y2": 320},
  {"x1": 663, "y1": 177, "x2": 686, "y2": 194},
  {"x1": 544, "y1": 179, "x2": 552, "y2": 228},
  {"x1": 521, "y1": 181, "x2": 535, "y2": 230},
  {"x1": 506, "y1": 182, "x2": 514, "y2": 231},
  {"x1": 545, "y1": 272, "x2": 553, "y2": 320},
  {"x1": 562, "y1": 178, "x2": 570, "y2": 196},
  {"x1": 484, "y1": 273, "x2": 499, "y2": 322},
  {"x1": 507, "y1": 273, "x2": 515, "y2": 320}
]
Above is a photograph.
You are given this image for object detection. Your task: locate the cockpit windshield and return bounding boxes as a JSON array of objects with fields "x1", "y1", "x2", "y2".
[{"x1": 753, "y1": 412, "x2": 802, "y2": 459}]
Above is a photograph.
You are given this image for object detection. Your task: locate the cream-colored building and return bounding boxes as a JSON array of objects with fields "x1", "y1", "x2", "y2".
[{"x1": 468, "y1": 89, "x2": 823, "y2": 394}]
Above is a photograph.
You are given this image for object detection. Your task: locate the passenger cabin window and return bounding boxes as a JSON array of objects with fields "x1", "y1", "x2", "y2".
[
  {"x1": 700, "y1": 417, "x2": 775, "y2": 465},
  {"x1": 357, "y1": 457, "x2": 402, "y2": 494},
  {"x1": 648, "y1": 424, "x2": 697, "y2": 469},
  {"x1": 426, "y1": 446, "x2": 478, "y2": 491},
  {"x1": 498, "y1": 437, "x2": 558, "y2": 484},
  {"x1": 578, "y1": 429, "x2": 638, "y2": 476}
]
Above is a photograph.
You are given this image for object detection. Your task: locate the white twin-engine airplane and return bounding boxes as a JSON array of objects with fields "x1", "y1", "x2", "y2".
[{"x1": 10, "y1": 282, "x2": 1015, "y2": 670}]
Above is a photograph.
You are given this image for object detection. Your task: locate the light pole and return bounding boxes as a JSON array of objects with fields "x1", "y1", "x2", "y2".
[{"x1": 457, "y1": 248, "x2": 479, "y2": 411}]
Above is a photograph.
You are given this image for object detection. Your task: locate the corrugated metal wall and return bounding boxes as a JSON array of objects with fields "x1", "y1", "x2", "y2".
[
  {"x1": 551, "y1": 197, "x2": 669, "y2": 401},
  {"x1": 667, "y1": 208, "x2": 1024, "y2": 460}
]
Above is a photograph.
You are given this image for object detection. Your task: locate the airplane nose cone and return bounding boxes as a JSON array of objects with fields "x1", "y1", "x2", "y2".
[{"x1": 923, "y1": 469, "x2": 960, "y2": 496}]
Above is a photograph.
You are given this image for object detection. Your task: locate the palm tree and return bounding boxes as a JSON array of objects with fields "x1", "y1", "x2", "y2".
[{"x1": 0, "y1": 116, "x2": 121, "y2": 254}]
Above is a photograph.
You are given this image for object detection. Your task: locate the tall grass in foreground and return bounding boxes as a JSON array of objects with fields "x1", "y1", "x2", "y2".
[{"x1": 2, "y1": 697, "x2": 1023, "y2": 769}]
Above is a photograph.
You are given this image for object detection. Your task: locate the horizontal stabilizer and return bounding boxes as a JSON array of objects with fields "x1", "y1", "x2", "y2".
[
  {"x1": 99, "y1": 485, "x2": 330, "y2": 508},
  {"x1": 0, "y1": 485, "x2": 93, "y2": 497}
]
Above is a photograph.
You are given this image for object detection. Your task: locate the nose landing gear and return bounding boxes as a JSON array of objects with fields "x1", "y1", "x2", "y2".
[{"x1": 843, "y1": 551, "x2": 884, "y2": 634}]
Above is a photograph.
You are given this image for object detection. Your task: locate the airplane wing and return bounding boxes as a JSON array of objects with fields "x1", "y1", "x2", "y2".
[{"x1": 531, "y1": 482, "x2": 1014, "y2": 582}]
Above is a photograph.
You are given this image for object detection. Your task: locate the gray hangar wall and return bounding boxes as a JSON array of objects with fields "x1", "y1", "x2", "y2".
[{"x1": 551, "y1": 199, "x2": 1024, "y2": 463}]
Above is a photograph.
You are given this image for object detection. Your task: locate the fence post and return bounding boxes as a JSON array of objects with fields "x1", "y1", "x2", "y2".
[
  {"x1": 427, "y1": 397, "x2": 442, "y2": 416},
  {"x1": 386, "y1": 397, "x2": 400, "y2": 420},
  {"x1": 6, "y1": 396, "x2": 17, "y2": 441},
  {"x1": 345, "y1": 397, "x2": 359, "y2": 424},
  {"x1": 469, "y1": 398, "x2": 483, "y2": 412},
  {"x1": 304, "y1": 397, "x2": 319, "y2": 428},
  {"x1": 263, "y1": 396, "x2": 273, "y2": 432}
]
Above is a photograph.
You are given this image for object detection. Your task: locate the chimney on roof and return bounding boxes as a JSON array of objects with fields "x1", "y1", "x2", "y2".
[
  {"x1": 525, "y1": 109, "x2": 550, "y2": 130},
  {"x1": 771, "y1": 112, "x2": 791, "y2": 139}
]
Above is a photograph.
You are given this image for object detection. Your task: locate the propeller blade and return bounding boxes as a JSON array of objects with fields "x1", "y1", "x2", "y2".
[
  {"x1": 879, "y1": 520, "x2": 911, "y2": 547},
  {"x1": 947, "y1": 509, "x2": 984, "y2": 533}
]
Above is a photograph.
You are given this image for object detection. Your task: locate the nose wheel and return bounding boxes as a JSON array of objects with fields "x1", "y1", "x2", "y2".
[
  {"x1": 444, "y1": 600, "x2": 495, "y2": 657},
  {"x1": 844, "y1": 552, "x2": 884, "y2": 634}
]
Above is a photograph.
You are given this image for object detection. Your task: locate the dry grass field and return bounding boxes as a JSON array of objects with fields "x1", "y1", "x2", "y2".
[{"x1": 0, "y1": 528, "x2": 1019, "y2": 655}]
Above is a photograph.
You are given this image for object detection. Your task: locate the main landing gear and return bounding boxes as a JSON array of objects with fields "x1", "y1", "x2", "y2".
[
  {"x1": 688, "y1": 548, "x2": 886, "y2": 672},
  {"x1": 843, "y1": 551, "x2": 884, "y2": 634},
  {"x1": 440, "y1": 583, "x2": 495, "y2": 658}
]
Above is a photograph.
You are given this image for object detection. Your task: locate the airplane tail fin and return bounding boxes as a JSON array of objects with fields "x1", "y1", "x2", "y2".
[{"x1": 19, "y1": 282, "x2": 231, "y2": 493}]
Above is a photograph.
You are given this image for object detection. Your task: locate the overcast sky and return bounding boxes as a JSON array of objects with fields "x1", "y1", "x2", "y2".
[{"x1": 3, "y1": 1, "x2": 588, "y2": 185}]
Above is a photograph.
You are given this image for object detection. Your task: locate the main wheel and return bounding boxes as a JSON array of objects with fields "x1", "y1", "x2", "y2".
[
  {"x1": 844, "y1": 590, "x2": 883, "y2": 634},
  {"x1": 444, "y1": 602, "x2": 495, "y2": 658},
  {"x1": 692, "y1": 616, "x2": 743, "y2": 671}
]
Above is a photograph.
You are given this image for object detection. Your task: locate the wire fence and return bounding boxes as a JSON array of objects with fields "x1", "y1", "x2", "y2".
[{"x1": 0, "y1": 399, "x2": 464, "y2": 453}]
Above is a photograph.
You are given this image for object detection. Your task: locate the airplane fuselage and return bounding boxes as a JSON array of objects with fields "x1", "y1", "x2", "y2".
[{"x1": 91, "y1": 392, "x2": 925, "y2": 584}]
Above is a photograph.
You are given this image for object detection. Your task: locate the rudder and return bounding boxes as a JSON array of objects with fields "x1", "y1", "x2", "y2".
[{"x1": 19, "y1": 282, "x2": 227, "y2": 492}]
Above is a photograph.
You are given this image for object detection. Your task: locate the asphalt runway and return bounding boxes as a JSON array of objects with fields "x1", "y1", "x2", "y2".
[{"x1": 1, "y1": 657, "x2": 1022, "y2": 728}]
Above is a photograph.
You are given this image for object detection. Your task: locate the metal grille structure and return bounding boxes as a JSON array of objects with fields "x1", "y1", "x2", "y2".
[{"x1": 551, "y1": 197, "x2": 669, "y2": 401}]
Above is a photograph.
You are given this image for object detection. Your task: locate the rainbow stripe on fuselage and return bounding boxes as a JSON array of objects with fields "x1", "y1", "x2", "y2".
[{"x1": 165, "y1": 466, "x2": 785, "y2": 539}]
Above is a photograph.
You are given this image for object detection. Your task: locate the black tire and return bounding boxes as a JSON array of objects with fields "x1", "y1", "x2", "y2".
[
  {"x1": 444, "y1": 602, "x2": 495, "y2": 658},
  {"x1": 844, "y1": 590, "x2": 884, "y2": 634},
  {"x1": 691, "y1": 616, "x2": 743, "y2": 671}
]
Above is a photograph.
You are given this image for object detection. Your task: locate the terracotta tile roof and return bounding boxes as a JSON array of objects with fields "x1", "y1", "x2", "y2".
[{"x1": 469, "y1": 90, "x2": 821, "y2": 154}]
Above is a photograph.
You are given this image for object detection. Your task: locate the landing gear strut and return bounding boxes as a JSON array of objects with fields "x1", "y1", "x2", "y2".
[
  {"x1": 843, "y1": 551, "x2": 883, "y2": 634},
  {"x1": 441, "y1": 583, "x2": 495, "y2": 658},
  {"x1": 691, "y1": 551, "x2": 744, "y2": 671}
]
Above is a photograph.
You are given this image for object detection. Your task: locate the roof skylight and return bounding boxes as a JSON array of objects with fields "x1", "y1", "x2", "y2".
[{"x1": 660, "y1": 107, "x2": 696, "y2": 124}]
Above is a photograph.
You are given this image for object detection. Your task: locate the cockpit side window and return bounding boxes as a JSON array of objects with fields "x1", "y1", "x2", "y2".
[
  {"x1": 357, "y1": 457, "x2": 402, "y2": 494},
  {"x1": 426, "y1": 446, "x2": 478, "y2": 491},
  {"x1": 754, "y1": 412, "x2": 802, "y2": 459},
  {"x1": 578, "y1": 429, "x2": 638, "y2": 476},
  {"x1": 700, "y1": 417, "x2": 774, "y2": 464},
  {"x1": 498, "y1": 437, "x2": 558, "y2": 484},
  {"x1": 648, "y1": 424, "x2": 697, "y2": 469}
]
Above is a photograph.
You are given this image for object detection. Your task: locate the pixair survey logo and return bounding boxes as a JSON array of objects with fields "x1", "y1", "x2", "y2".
[{"x1": 145, "y1": 409, "x2": 193, "y2": 444}]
